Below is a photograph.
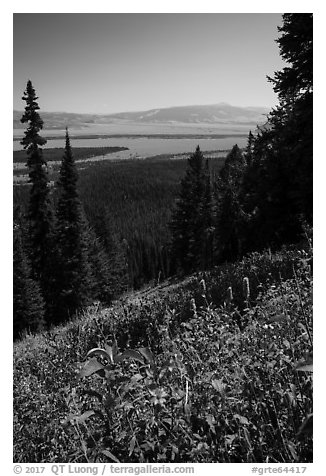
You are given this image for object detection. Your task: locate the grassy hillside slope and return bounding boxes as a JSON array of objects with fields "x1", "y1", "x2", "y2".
[{"x1": 13, "y1": 246, "x2": 313, "y2": 463}]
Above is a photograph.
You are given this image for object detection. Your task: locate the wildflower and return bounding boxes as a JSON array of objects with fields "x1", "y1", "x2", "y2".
[
  {"x1": 190, "y1": 298, "x2": 197, "y2": 318},
  {"x1": 199, "y1": 279, "x2": 206, "y2": 295},
  {"x1": 243, "y1": 277, "x2": 250, "y2": 301},
  {"x1": 149, "y1": 388, "x2": 169, "y2": 406},
  {"x1": 226, "y1": 286, "x2": 233, "y2": 305}
]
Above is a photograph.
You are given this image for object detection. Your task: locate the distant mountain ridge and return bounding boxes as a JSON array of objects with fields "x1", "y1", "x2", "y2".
[
  {"x1": 109, "y1": 103, "x2": 269, "y2": 124},
  {"x1": 13, "y1": 103, "x2": 269, "y2": 130}
]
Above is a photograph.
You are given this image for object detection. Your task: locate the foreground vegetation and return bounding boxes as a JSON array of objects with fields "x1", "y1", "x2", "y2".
[{"x1": 13, "y1": 246, "x2": 313, "y2": 463}]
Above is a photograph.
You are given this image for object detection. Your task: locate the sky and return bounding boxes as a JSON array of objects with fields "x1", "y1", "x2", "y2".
[{"x1": 13, "y1": 13, "x2": 285, "y2": 115}]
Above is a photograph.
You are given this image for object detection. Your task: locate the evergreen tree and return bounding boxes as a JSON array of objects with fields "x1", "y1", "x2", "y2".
[
  {"x1": 87, "y1": 209, "x2": 129, "y2": 296},
  {"x1": 268, "y1": 13, "x2": 313, "y2": 224},
  {"x1": 20, "y1": 80, "x2": 53, "y2": 291},
  {"x1": 84, "y1": 221, "x2": 128, "y2": 303},
  {"x1": 219, "y1": 144, "x2": 245, "y2": 185},
  {"x1": 244, "y1": 130, "x2": 255, "y2": 167},
  {"x1": 215, "y1": 145, "x2": 247, "y2": 261},
  {"x1": 241, "y1": 14, "x2": 313, "y2": 249},
  {"x1": 169, "y1": 146, "x2": 214, "y2": 274},
  {"x1": 268, "y1": 14, "x2": 312, "y2": 102},
  {"x1": 53, "y1": 129, "x2": 92, "y2": 323},
  {"x1": 13, "y1": 223, "x2": 45, "y2": 339},
  {"x1": 199, "y1": 159, "x2": 216, "y2": 268}
]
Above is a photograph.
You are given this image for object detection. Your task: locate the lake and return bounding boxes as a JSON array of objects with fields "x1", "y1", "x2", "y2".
[{"x1": 13, "y1": 135, "x2": 248, "y2": 158}]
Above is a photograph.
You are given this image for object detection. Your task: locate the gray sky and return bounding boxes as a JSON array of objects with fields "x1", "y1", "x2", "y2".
[{"x1": 13, "y1": 13, "x2": 285, "y2": 114}]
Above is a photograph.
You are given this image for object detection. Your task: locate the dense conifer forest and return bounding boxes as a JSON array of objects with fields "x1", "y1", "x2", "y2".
[
  {"x1": 14, "y1": 155, "x2": 226, "y2": 291},
  {"x1": 13, "y1": 13, "x2": 313, "y2": 464}
]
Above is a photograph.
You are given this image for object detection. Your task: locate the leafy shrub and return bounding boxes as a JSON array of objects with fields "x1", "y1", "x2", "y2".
[{"x1": 13, "y1": 246, "x2": 312, "y2": 463}]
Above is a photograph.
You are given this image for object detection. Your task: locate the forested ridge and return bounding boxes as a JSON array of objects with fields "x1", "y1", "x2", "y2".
[{"x1": 14, "y1": 155, "x2": 226, "y2": 291}]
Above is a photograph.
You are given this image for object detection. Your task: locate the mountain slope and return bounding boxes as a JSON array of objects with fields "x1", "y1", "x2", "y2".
[
  {"x1": 110, "y1": 103, "x2": 269, "y2": 124},
  {"x1": 13, "y1": 246, "x2": 312, "y2": 463},
  {"x1": 14, "y1": 103, "x2": 269, "y2": 130}
]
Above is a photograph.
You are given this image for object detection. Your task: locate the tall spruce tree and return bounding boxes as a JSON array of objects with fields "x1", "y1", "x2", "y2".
[
  {"x1": 241, "y1": 14, "x2": 313, "y2": 249},
  {"x1": 83, "y1": 217, "x2": 128, "y2": 304},
  {"x1": 268, "y1": 14, "x2": 312, "y2": 102},
  {"x1": 54, "y1": 129, "x2": 92, "y2": 323},
  {"x1": 267, "y1": 13, "x2": 313, "y2": 225},
  {"x1": 169, "y1": 146, "x2": 213, "y2": 274},
  {"x1": 215, "y1": 145, "x2": 247, "y2": 261},
  {"x1": 199, "y1": 159, "x2": 216, "y2": 269},
  {"x1": 21, "y1": 80, "x2": 53, "y2": 290},
  {"x1": 244, "y1": 130, "x2": 255, "y2": 167}
]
